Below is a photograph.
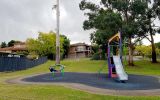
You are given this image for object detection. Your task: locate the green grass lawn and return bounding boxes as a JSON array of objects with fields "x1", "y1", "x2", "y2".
[{"x1": 0, "y1": 58, "x2": 159, "y2": 100}]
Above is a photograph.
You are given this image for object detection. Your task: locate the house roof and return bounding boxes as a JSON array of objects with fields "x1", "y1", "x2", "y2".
[
  {"x1": 70, "y1": 43, "x2": 90, "y2": 47},
  {"x1": 0, "y1": 45, "x2": 27, "y2": 51},
  {"x1": 108, "y1": 33, "x2": 120, "y2": 43},
  {"x1": 0, "y1": 47, "x2": 13, "y2": 51}
]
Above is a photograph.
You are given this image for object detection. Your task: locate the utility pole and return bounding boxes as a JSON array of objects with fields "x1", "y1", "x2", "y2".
[{"x1": 56, "y1": 0, "x2": 60, "y2": 64}]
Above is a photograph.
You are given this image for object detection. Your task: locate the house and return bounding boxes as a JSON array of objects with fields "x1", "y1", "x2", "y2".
[
  {"x1": 68, "y1": 43, "x2": 91, "y2": 58},
  {"x1": 0, "y1": 42, "x2": 27, "y2": 57}
]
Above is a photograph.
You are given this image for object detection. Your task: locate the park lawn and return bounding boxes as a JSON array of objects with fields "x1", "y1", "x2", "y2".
[
  {"x1": 0, "y1": 58, "x2": 159, "y2": 100},
  {"x1": 126, "y1": 60, "x2": 160, "y2": 75}
]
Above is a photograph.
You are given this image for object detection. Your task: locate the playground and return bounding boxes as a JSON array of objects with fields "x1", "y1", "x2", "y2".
[
  {"x1": 6, "y1": 32, "x2": 160, "y2": 97},
  {"x1": 0, "y1": 58, "x2": 159, "y2": 99},
  {"x1": 9, "y1": 72, "x2": 159, "y2": 96}
]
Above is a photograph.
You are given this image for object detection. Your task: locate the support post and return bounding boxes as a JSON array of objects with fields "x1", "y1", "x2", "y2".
[{"x1": 107, "y1": 43, "x2": 111, "y2": 78}]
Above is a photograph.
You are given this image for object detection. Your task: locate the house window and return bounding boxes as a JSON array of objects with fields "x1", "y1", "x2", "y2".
[{"x1": 77, "y1": 46, "x2": 85, "y2": 51}]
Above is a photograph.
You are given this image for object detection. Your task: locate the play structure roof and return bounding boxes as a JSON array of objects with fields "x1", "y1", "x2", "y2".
[{"x1": 108, "y1": 33, "x2": 120, "y2": 43}]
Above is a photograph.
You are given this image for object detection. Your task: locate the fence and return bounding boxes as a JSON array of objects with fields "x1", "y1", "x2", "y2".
[{"x1": 0, "y1": 57, "x2": 47, "y2": 72}]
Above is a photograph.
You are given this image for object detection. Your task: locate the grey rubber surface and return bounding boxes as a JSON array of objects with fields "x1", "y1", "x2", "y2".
[{"x1": 22, "y1": 72, "x2": 160, "y2": 90}]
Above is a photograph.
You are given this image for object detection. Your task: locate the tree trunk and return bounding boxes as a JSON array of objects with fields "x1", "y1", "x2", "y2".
[
  {"x1": 149, "y1": 18, "x2": 157, "y2": 63},
  {"x1": 150, "y1": 33, "x2": 157, "y2": 63},
  {"x1": 128, "y1": 37, "x2": 134, "y2": 66},
  {"x1": 124, "y1": 8, "x2": 134, "y2": 66}
]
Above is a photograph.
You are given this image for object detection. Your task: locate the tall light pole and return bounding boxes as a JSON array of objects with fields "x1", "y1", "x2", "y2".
[{"x1": 56, "y1": 0, "x2": 60, "y2": 64}]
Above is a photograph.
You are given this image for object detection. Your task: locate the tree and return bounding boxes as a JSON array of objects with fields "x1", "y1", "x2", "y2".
[
  {"x1": 139, "y1": 0, "x2": 160, "y2": 63},
  {"x1": 155, "y1": 42, "x2": 160, "y2": 49},
  {"x1": 135, "y1": 45, "x2": 160, "y2": 60},
  {"x1": 80, "y1": 1, "x2": 122, "y2": 59},
  {"x1": 111, "y1": 0, "x2": 149, "y2": 66},
  {"x1": 26, "y1": 31, "x2": 70, "y2": 60},
  {"x1": 8, "y1": 40, "x2": 16, "y2": 47},
  {"x1": 7, "y1": 40, "x2": 21, "y2": 47},
  {"x1": 61, "y1": 35, "x2": 70, "y2": 58},
  {"x1": 80, "y1": 0, "x2": 148, "y2": 66},
  {"x1": 1, "y1": 42, "x2": 7, "y2": 48}
]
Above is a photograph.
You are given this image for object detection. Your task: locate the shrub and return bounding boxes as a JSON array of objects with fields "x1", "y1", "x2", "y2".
[
  {"x1": 27, "y1": 52, "x2": 39, "y2": 60},
  {"x1": 91, "y1": 52, "x2": 100, "y2": 60}
]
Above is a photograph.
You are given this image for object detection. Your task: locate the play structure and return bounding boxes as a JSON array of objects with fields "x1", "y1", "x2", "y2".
[
  {"x1": 49, "y1": 64, "x2": 65, "y2": 77},
  {"x1": 107, "y1": 32, "x2": 128, "y2": 81}
]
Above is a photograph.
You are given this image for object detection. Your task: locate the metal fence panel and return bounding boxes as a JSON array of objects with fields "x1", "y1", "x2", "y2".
[{"x1": 0, "y1": 57, "x2": 47, "y2": 72}]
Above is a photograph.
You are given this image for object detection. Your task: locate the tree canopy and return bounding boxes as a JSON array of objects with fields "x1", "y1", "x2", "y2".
[
  {"x1": 79, "y1": 0, "x2": 150, "y2": 65},
  {"x1": 80, "y1": 1, "x2": 122, "y2": 46},
  {"x1": 7, "y1": 40, "x2": 21, "y2": 47},
  {"x1": 26, "y1": 31, "x2": 70, "y2": 59},
  {"x1": 1, "y1": 42, "x2": 7, "y2": 48},
  {"x1": 155, "y1": 42, "x2": 160, "y2": 49},
  {"x1": 135, "y1": 45, "x2": 160, "y2": 58}
]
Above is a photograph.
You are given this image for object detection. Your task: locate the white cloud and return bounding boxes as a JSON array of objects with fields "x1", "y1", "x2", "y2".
[
  {"x1": 0, "y1": 0, "x2": 92, "y2": 44},
  {"x1": 0, "y1": 0, "x2": 159, "y2": 45}
]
